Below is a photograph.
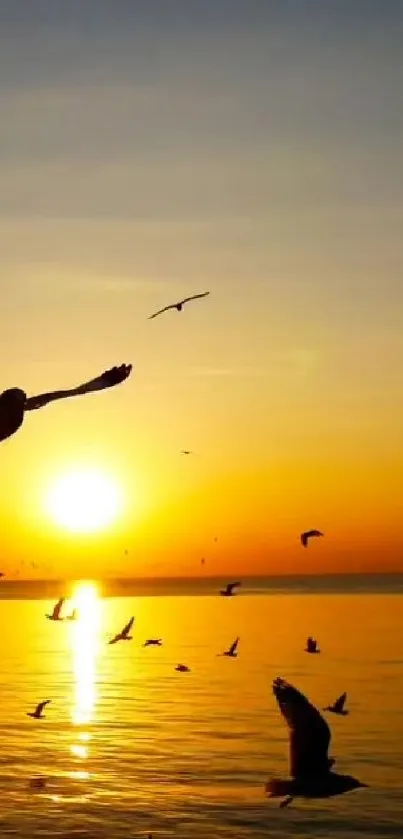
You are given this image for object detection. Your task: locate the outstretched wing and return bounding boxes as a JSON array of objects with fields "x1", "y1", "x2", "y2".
[
  {"x1": 108, "y1": 634, "x2": 119, "y2": 645},
  {"x1": 36, "y1": 700, "x2": 50, "y2": 715},
  {"x1": 334, "y1": 692, "x2": 347, "y2": 712},
  {"x1": 228, "y1": 581, "x2": 241, "y2": 594},
  {"x1": 229, "y1": 637, "x2": 239, "y2": 655},
  {"x1": 300, "y1": 532, "x2": 308, "y2": 547},
  {"x1": 181, "y1": 291, "x2": 210, "y2": 305},
  {"x1": 25, "y1": 364, "x2": 132, "y2": 410},
  {"x1": 53, "y1": 597, "x2": 65, "y2": 619},
  {"x1": 273, "y1": 678, "x2": 332, "y2": 779},
  {"x1": 122, "y1": 616, "x2": 134, "y2": 635},
  {"x1": 148, "y1": 304, "x2": 175, "y2": 319}
]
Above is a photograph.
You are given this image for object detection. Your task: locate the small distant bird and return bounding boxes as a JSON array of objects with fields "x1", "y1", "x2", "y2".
[
  {"x1": 221, "y1": 637, "x2": 240, "y2": 658},
  {"x1": 181, "y1": 450, "x2": 194, "y2": 455},
  {"x1": 324, "y1": 692, "x2": 349, "y2": 716},
  {"x1": 108, "y1": 616, "x2": 134, "y2": 645},
  {"x1": 66, "y1": 608, "x2": 78, "y2": 621},
  {"x1": 300, "y1": 530, "x2": 324, "y2": 547},
  {"x1": 175, "y1": 664, "x2": 190, "y2": 672},
  {"x1": 27, "y1": 700, "x2": 51, "y2": 719},
  {"x1": 148, "y1": 291, "x2": 210, "y2": 320},
  {"x1": 0, "y1": 572, "x2": 4, "y2": 578},
  {"x1": 201, "y1": 557, "x2": 205, "y2": 566},
  {"x1": 46, "y1": 597, "x2": 65, "y2": 621},
  {"x1": 28, "y1": 777, "x2": 47, "y2": 790},
  {"x1": 305, "y1": 636, "x2": 320, "y2": 654},
  {"x1": 143, "y1": 639, "x2": 162, "y2": 647},
  {"x1": 220, "y1": 581, "x2": 241, "y2": 597},
  {"x1": 265, "y1": 678, "x2": 366, "y2": 808}
]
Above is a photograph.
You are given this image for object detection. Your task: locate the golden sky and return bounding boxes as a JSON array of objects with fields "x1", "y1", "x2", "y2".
[{"x1": 0, "y1": 2, "x2": 402, "y2": 578}]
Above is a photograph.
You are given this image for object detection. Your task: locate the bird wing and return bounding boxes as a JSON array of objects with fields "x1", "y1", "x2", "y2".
[
  {"x1": 148, "y1": 304, "x2": 175, "y2": 319},
  {"x1": 229, "y1": 637, "x2": 239, "y2": 655},
  {"x1": 109, "y1": 635, "x2": 119, "y2": 645},
  {"x1": 228, "y1": 581, "x2": 241, "y2": 594},
  {"x1": 334, "y1": 692, "x2": 347, "y2": 712},
  {"x1": 53, "y1": 598, "x2": 65, "y2": 619},
  {"x1": 273, "y1": 678, "x2": 332, "y2": 779},
  {"x1": 36, "y1": 700, "x2": 50, "y2": 715},
  {"x1": 300, "y1": 533, "x2": 308, "y2": 547},
  {"x1": 181, "y1": 291, "x2": 210, "y2": 305},
  {"x1": 122, "y1": 616, "x2": 134, "y2": 635}
]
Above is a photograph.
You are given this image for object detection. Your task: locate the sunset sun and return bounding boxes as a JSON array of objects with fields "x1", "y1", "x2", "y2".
[{"x1": 45, "y1": 468, "x2": 122, "y2": 534}]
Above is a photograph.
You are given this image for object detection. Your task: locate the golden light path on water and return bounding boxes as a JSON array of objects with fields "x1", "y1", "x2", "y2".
[{"x1": 69, "y1": 581, "x2": 101, "y2": 779}]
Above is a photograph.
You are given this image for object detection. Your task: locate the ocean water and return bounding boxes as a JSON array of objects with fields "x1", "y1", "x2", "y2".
[{"x1": 0, "y1": 576, "x2": 402, "y2": 838}]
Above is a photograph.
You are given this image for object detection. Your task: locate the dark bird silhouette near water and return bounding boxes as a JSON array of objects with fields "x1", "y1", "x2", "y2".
[
  {"x1": 175, "y1": 664, "x2": 190, "y2": 672},
  {"x1": 265, "y1": 678, "x2": 367, "y2": 808},
  {"x1": 143, "y1": 639, "x2": 162, "y2": 647},
  {"x1": 300, "y1": 530, "x2": 324, "y2": 547},
  {"x1": 0, "y1": 364, "x2": 132, "y2": 443},
  {"x1": 109, "y1": 616, "x2": 134, "y2": 645},
  {"x1": 181, "y1": 449, "x2": 194, "y2": 455},
  {"x1": 27, "y1": 700, "x2": 51, "y2": 720},
  {"x1": 220, "y1": 581, "x2": 241, "y2": 597},
  {"x1": 221, "y1": 637, "x2": 239, "y2": 658},
  {"x1": 148, "y1": 292, "x2": 210, "y2": 320},
  {"x1": 46, "y1": 597, "x2": 65, "y2": 621},
  {"x1": 305, "y1": 636, "x2": 320, "y2": 654},
  {"x1": 324, "y1": 692, "x2": 349, "y2": 716}
]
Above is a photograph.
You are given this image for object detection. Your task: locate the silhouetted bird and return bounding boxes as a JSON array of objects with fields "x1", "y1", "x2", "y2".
[
  {"x1": 0, "y1": 572, "x2": 4, "y2": 578},
  {"x1": 66, "y1": 608, "x2": 78, "y2": 621},
  {"x1": 46, "y1": 597, "x2": 65, "y2": 621},
  {"x1": 143, "y1": 639, "x2": 162, "y2": 647},
  {"x1": 181, "y1": 450, "x2": 194, "y2": 455},
  {"x1": 148, "y1": 291, "x2": 210, "y2": 320},
  {"x1": 27, "y1": 700, "x2": 51, "y2": 719},
  {"x1": 300, "y1": 530, "x2": 324, "y2": 547},
  {"x1": 109, "y1": 616, "x2": 134, "y2": 645},
  {"x1": 221, "y1": 637, "x2": 240, "y2": 658},
  {"x1": 175, "y1": 664, "x2": 190, "y2": 672},
  {"x1": 29, "y1": 777, "x2": 47, "y2": 790},
  {"x1": 0, "y1": 364, "x2": 132, "y2": 443},
  {"x1": 305, "y1": 636, "x2": 320, "y2": 654},
  {"x1": 265, "y1": 678, "x2": 366, "y2": 807},
  {"x1": 220, "y1": 581, "x2": 241, "y2": 597},
  {"x1": 324, "y1": 692, "x2": 349, "y2": 716},
  {"x1": 201, "y1": 557, "x2": 205, "y2": 566}
]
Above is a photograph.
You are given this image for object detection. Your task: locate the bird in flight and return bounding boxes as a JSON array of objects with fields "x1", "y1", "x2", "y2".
[
  {"x1": 300, "y1": 530, "x2": 324, "y2": 548},
  {"x1": 0, "y1": 364, "x2": 132, "y2": 444},
  {"x1": 175, "y1": 664, "x2": 190, "y2": 672},
  {"x1": 143, "y1": 639, "x2": 162, "y2": 647},
  {"x1": 220, "y1": 637, "x2": 240, "y2": 658},
  {"x1": 148, "y1": 292, "x2": 210, "y2": 320},
  {"x1": 27, "y1": 700, "x2": 51, "y2": 720},
  {"x1": 181, "y1": 450, "x2": 194, "y2": 455},
  {"x1": 108, "y1": 616, "x2": 134, "y2": 645},
  {"x1": 305, "y1": 636, "x2": 320, "y2": 654},
  {"x1": 265, "y1": 678, "x2": 366, "y2": 808},
  {"x1": 324, "y1": 692, "x2": 349, "y2": 716},
  {"x1": 46, "y1": 597, "x2": 65, "y2": 621},
  {"x1": 220, "y1": 581, "x2": 241, "y2": 597}
]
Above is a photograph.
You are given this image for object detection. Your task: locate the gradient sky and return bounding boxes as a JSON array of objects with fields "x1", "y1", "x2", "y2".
[{"x1": 0, "y1": 1, "x2": 402, "y2": 578}]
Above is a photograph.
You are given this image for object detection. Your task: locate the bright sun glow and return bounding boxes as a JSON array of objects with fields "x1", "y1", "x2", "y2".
[{"x1": 45, "y1": 468, "x2": 122, "y2": 534}]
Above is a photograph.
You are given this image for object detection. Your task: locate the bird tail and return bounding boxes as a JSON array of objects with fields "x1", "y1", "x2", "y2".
[{"x1": 265, "y1": 778, "x2": 293, "y2": 798}]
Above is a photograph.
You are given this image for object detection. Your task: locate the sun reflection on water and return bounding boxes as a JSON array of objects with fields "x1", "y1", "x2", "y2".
[{"x1": 70, "y1": 581, "x2": 100, "y2": 763}]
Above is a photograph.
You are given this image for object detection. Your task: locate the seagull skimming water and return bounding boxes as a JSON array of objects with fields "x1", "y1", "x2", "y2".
[
  {"x1": 27, "y1": 700, "x2": 51, "y2": 720},
  {"x1": 220, "y1": 581, "x2": 241, "y2": 597},
  {"x1": 220, "y1": 637, "x2": 240, "y2": 658},
  {"x1": 265, "y1": 678, "x2": 366, "y2": 808},
  {"x1": 46, "y1": 597, "x2": 65, "y2": 621},
  {"x1": 109, "y1": 617, "x2": 134, "y2": 645},
  {"x1": 143, "y1": 639, "x2": 162, "y2": 647},
  {"x1": 300, "y1": 530, "x2": 324, "y2": 547},
  {"x1": 324, "y1": 692, "x2": 349, "y2": 716}
]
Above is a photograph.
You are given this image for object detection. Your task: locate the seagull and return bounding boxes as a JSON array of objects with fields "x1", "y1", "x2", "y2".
[
  {"x1": 108, "y1": 616, "x2": 134, "y2": 645},
  {"x1": 148, "y1": 292, "x2": 210, "y2": 320},
  {"x1": 266, "y1": 678, "x2": 367, "y2": 808},
  {"x1": 66, "y1": 608, "x2": 78, "y2": 621},
  {"x1": 181, "y1": 450, "x2": 194, "y2": 455},
  {"x1": 0, "y1": 364, "x2": 132, "y2": 444},
  {"x1": 324, "y1": 692, "x2": 349, "y2": 716},
  {"x1": 175, "y1": 664, "x2": 190, "y2": 672},
  {"x1": 27, "y1": 700, "x2": 51, "y2": 719},
  {"x1": 300, "y1": 530, "x2": 324, "y2": 548},
  {"x1": 46, "y1": 597, "x2": 65, "y2": 621},
  {"x1": 220, "y1": 637, "x2": 240, "y2": 658},
  {"x1": 220, "y1": 581, "x2": 241, "y2": 597},
  {"x1": 305, "y1": 636, "x2": 320, "y2": 654},
  {"x1": 143, "y1": 639, "x2": 162, "y2": 647}
]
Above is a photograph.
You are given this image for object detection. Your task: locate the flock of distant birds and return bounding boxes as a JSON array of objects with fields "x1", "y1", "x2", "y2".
[{"x1": 0, "y1": 289, "x2": 366, "y2": 811}]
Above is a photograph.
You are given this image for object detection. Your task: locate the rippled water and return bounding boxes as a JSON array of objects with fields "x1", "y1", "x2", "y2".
[{"x1": 0, "y1": 580, "x2": 402, "y2": 837}]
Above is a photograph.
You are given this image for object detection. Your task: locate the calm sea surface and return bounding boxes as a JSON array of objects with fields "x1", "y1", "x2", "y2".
[{"x1": 0, "y1": 575, "x2": 402, "y2": 838}]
